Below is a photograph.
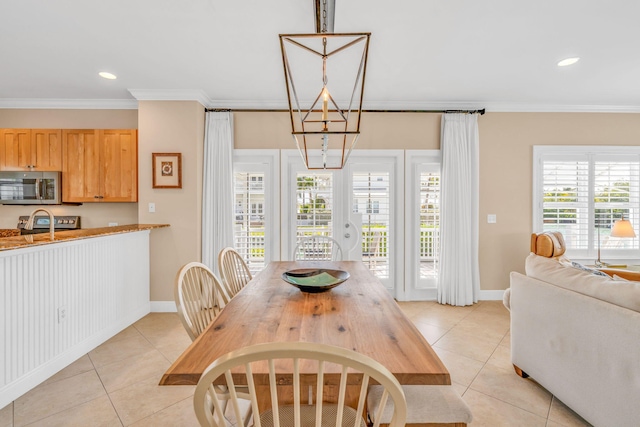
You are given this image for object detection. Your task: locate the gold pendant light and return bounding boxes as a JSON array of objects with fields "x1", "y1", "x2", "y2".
[{"x1": 279, "y1": 0, "x2": 370, "y2": 169}]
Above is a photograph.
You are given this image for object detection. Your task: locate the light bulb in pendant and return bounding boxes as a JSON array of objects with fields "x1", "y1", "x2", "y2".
[{"x1": 322, "y1": 89, "x2": 329, "y2": 122}]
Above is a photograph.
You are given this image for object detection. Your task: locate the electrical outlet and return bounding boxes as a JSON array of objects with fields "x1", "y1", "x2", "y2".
[
  {"x1": 487, "y1": 214, "x2": 497, "y2": 223},
  {"x1": 57, "y1": 306, "x2": 67, "y2": 323},
  {"x1": 148, "y1": 202, "x2": 156, "y2": 213},
  {"x1": 108, "y1": 222, "x2": 118, "y2": 227}
]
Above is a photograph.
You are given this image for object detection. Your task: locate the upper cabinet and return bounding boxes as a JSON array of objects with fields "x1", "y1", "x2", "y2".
[
  {"x1": 0, "y1": 129, "x2": 62, "y2": 171},
  {"x1": 62, "y1": 129, "x2": 138, "y2": 203}
]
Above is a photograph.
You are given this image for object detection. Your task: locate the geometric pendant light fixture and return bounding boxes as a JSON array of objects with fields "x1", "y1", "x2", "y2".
[{"x1": 279, "y1": 0, "x2": 370, "y2": 169}]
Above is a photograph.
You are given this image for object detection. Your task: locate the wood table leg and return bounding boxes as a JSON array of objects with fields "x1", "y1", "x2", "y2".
[{"x1": 513, "y1": 364, "x2": 529, "y2": 378}]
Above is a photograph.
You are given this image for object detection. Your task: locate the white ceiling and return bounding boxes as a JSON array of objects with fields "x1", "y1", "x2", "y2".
[{"x1": 1, "y1": 0, "x2": 639, "y2": 112}]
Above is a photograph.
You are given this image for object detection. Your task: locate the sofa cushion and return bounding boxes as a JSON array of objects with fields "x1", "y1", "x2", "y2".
[{"x1": 525, "y1": 253, "x2": 640, "y2": 312}]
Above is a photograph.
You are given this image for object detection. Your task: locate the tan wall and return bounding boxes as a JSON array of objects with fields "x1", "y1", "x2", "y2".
[
  {"x1": 236, "y1": 111, "x2": 640, "y2": 293},
  {"x1": 0, "y1": 109, "x2": 139, "y2": 228},
  {"x1": 234, "y1": 112, "x2": 441, "y2": 150},
  {"x1": 479, "y1": 112, "x2": 640, "y2": 290},
  {"x1": 0, "y1": 109, "x2": 137, "y2": 129},
  {"x1": 3, "y1": 107, "x2": 639, "y2": 299},
  {"x1": 137, "y1": 101, "x2": 205, "y2": 301}
]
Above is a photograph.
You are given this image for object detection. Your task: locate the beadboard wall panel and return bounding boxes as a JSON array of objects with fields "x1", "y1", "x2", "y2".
[{"x1": 0, "y1": 230, "x2": 150, "y2": 408}]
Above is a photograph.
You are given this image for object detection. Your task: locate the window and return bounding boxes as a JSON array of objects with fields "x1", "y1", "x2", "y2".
[
  {"x1": 353, "y1": 171, "x2": 391, "y2": 278},
  {"x1": 234, "y1": 172, "x2": 266, "y2": 272},
  {"x1": 405, "y1": 150, "x2": 441, "y2": 300},
  {"x1": 419, "y1": 170, "x2": 440, "y2": 280},
  {"x1": 533, "y1": 146, "x2": 640, "y2": 260},
  {"x1": 232, "y1": 150, "x2": 279, "y2": 273},
  {"x1": 295, "y1": 173, "x2": 333, "y2": 242}
]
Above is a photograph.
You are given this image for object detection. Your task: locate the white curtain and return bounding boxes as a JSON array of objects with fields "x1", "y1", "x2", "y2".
[
  {"x1": 202, "y1": 111, "x2": 235, "y2": 275},
  {"x1": 437, "y1": 113, "x2": 480, "y2": 306}
]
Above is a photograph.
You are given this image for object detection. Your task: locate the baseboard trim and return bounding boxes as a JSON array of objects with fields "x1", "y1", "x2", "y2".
[
  {"x1": 150, "y1": 301, "x2": 177, "y2": 312},
  {"x1": 0, "y1": 303, "x2": 149, "y2": 409},
  {"x1": 479, "y1": 290, "x2": 505, "y2": 301}
]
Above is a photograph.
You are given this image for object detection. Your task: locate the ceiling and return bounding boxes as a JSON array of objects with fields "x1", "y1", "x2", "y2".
[{"x1": 1, "y1": 0, "x2": 639, "y2": 112}]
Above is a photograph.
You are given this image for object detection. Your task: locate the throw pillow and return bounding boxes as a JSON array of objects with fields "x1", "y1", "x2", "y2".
[{"x1": 570, "y1": 261, "x2": 610, "y2": 277}]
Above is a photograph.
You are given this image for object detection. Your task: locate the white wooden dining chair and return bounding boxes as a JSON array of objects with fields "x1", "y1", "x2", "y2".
[
  {"x1": 193, "y1": 341, "x2": 407, "y2": 427},
  {"x1": 174, "y1": 262, "x2": 230, "y2": 341},
  {"x1": 218, "y1": 247, "x2": 253, "y2": 298},
  {"x1": 293, "y1": 235, "x2": 343, "y2": 261}
]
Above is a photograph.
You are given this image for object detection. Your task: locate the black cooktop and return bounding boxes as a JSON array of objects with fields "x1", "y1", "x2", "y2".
[{"x1": 17, "y1": 215, "x2": 81, "y2": 234}]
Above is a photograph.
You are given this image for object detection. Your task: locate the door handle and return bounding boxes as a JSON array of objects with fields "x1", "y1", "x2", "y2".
[{"x1": 35, "y1": 178, "x2": 41, "y2": 200}]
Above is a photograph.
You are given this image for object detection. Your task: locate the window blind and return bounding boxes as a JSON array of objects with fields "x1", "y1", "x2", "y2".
[
  {"x1": 233, "y1": 172, "x2": 266, "y2": 273},
  {"x1": 536, "y1": 148, "x2": 640, "y2": 257}
]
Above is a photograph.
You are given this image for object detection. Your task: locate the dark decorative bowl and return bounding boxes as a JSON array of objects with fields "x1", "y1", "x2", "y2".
[{"x1": 281, "y1": 268, "x2": 350, "y2": 293}]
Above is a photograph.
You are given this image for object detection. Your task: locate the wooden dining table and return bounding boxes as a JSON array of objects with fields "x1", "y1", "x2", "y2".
[{"x1": 160, "y1": 260, "x2": 450, "y2": 390}]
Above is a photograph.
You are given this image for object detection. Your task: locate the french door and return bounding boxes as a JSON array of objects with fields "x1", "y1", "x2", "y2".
[
  {"x1": 281, "y1": 150, "x2": 404, "y2": 296},
  {"x1": 233, "y1": 149, "x2": 441, "y2": 301}
]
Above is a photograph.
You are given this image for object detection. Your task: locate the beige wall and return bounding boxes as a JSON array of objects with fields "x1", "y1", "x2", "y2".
[
  {"x1": 3, "y1": 107, "x2": 639, "y2": 300},
  {"x1": 137, "y1": 101, "x2": 205, "y2": 301},
  {"x1": 236, "y1": 111, "x2": 640, "y2": 293},
  {"x1": 234, "y1": 112, "x2": 440, "y2": 150},
  {"x1": 0, "y1": 109, "x2": 139, "y2": 228},
  {"x1": 479, "y1": 113, "x2": 640, "y2": 290}
]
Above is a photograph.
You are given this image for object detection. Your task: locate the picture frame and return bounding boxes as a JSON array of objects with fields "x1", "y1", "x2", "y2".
[{"x1": 152, "y1": 153, "x2": 182, "y2": 189}]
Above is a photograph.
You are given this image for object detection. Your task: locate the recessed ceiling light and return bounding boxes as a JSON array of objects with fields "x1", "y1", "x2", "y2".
[
  {"x1": 557, "y1": 57, "x2": 580, "y2": 67},
  {"x1": 99, "y1": 71, "x2": 117, "y2": 80}
]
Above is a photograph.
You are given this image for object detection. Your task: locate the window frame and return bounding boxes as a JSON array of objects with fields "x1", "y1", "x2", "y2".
[
  {"x1": 404, "y1": 150, "x2": 442, "y2": 300},
  {"x1": 232, "y1": 149, "x2": 280, "y2": 269},
  {"x1": 533, "y1": 145, "x2": 640, "y2": 261}
]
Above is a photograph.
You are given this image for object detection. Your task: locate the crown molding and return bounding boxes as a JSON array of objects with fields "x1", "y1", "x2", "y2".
[
  {"x1": 362, "y1": 100, "x2": 640, "y2": 113},
  {"x1": 128, "y1": 89, "x2": 212, "y2": 107},
  {"x1": 0, "y1": 98, "x2": 138, "y2": 109},
  {"x1": 479, "y1": 102, "x2": 640, "y2": 113},
  {"x1": 1, "y1": 94, "x2": 638, "y2": 113}
]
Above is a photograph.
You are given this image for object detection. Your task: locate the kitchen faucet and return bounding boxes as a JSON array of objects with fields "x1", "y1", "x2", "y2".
[{"x1": 24, "y1": 208, "x2": 55, "y2": 241}]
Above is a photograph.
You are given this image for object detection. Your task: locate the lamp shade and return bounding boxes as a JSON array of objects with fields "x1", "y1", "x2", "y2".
[{"x1": 610, "y1": 219, "x2": 636, "y2": 238}]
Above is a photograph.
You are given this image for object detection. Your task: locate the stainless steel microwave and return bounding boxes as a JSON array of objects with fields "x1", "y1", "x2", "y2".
[{"x1": 0, "y1": 171, "x2": 62, "y2": 205}]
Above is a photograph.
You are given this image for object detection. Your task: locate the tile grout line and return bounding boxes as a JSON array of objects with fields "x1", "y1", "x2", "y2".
[
  {"x1": 439, "y1": 303, "x2": 539, "y2": 415},
  {"x1": 465, "y1": 324, "x2": 554, "y2": 424},
  {"x1": 88, "y1": 343, "x2": 125, "y2": 427}
]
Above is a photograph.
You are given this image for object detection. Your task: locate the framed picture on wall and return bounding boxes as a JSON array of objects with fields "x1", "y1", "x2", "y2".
[{"x1": 152, "y1": 153, "x2": 182, "y2": 188}]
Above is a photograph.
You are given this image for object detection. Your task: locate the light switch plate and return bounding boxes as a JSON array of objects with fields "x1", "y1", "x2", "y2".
[
  {"x1": 487, "y1": 214, "x2": 497, "y2": 223},
  {"x1": 149, "y1": 202, "x2": 156, "y2": 213}
]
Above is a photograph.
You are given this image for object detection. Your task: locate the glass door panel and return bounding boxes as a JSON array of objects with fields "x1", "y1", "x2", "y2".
[
  {"x1": 295, "y1": 172, "x2": 334, "y2": 243},
  {"x1": 352, "y1": 171, "x2": 390, "y2": 279},
  {"x1": 233, "y1": 171, "x2": 266, "y2": 274}
]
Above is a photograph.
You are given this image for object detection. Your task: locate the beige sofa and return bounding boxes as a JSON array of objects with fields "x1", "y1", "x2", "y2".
[{"x1": 507, "y1": 252, "x2": 640, "y2": 427}]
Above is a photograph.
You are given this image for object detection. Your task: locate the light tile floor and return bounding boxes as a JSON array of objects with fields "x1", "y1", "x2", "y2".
[{"x1": 0, "y1": 301, "x2": 592, "y2": 426}]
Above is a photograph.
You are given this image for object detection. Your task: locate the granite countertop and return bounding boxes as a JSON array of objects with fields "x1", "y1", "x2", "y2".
[
  {"x1": 0, "y1": 224, "x2": 169, "y2": 251},
  {"x1": 0, "y1": 229, "x2": 21, "y2": 238}
]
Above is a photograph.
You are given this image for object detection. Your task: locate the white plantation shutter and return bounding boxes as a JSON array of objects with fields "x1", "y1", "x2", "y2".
[
  {"x1": 233, "y1": 172, "x2": 266, "y2": 274},
  {"x1": 534, "y1": 147, "x2": 640, "y2": 259},
  {"x1": 419, "y1": 170, "x2": 440, "y2": 281},
  {"x1": 541, "y1": 158, "x2": 589, "y2": 249},
  {"x1": 352, "y1": 171, "x2": 391, "y2": 278},
  {"x1": 593, "y1": 160, "x2": 640, "y2": 250}
]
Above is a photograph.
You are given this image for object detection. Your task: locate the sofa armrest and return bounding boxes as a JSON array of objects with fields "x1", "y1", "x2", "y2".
[
  {"x1": 598, "y1": 268, "x2": 640, "y2": 281},
  {"x1": 509, "y1": 271, "x2": 640, "y2": 427}
]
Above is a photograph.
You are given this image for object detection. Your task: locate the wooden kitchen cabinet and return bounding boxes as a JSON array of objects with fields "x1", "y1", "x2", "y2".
[
  {"x1": 62, "y1": 129, "x2": 137, "y2": 203},
  {"x1": 0, "y1": 128, "x2": 62, "y2": 171}
]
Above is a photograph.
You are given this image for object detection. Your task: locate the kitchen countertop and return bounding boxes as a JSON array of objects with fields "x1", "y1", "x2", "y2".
[
  {"x1": 0, "y1": 229, "x2": 20, "y2": 238},
  {"x1": 0, "y1": 224, "x2": 169, "y2": 251}
]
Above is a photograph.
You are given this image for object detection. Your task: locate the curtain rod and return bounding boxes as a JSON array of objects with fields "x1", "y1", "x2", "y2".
[{"x1": 206, "y1": 108, "x2": 485, "y2": 115}]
